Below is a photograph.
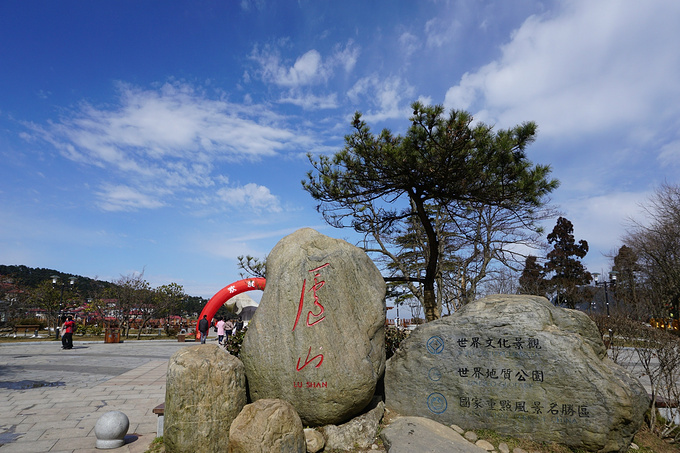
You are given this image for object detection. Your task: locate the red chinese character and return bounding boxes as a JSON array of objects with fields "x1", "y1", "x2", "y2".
[
  {"x1": 293, "y1": 263, "x2": 329, "y2": 331},
  {"x1": 296, "y1": 346, "x2": 324, "y2": 371}
]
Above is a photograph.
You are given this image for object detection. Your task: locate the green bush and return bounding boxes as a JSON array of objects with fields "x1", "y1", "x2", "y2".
[
  {"x1": 385, "y1": 326, "x2": 409, "y2": 359},
  {"x1": 225, "y1": 327, "x2": 248, "y2": 357},
  {"x1": 13, "y1": 318, "x2": 47, "y2": 329},
  {"x1": 87, "y1": 325, "x2": 104, "y2": 336},
  {"x1": 224, "y1": 325, "x2": 409, "y2": 359}
]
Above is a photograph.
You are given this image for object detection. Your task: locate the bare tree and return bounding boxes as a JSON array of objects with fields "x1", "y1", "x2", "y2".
[
  {"x1": 109, "y1": 271, "x2": 150, "y2": 338},
  {"x1": 623, "y1": 183, "x2": 680, "y2": 318}
]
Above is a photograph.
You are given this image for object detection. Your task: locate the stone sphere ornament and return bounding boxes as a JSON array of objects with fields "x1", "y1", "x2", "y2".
[{"x1": 94, "y1": 410, "x2": 129, "y2": 449}]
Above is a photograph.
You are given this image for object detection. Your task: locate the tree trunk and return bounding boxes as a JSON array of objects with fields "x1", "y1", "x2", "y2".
[
  {"x1": 423, "y1": 288, "x2": 440, "y2": 321},
  {"x1": 411, "y1": 192, "x2": 440, "y2": 322}
]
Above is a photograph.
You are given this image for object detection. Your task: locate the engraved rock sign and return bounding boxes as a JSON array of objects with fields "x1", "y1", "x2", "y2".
[
  {"x1": 241, "y1": 228, "x2": 386, "y2": 426},
  {"x1": 385, "y1": 295, "x2": 648, "y2": 453}
]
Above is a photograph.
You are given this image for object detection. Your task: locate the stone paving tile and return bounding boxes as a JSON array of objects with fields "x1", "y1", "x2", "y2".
[
  {"x1": 52, "y1": 434, "x2": 97, "y2": 451},
  {"x1": 0, "y1": 439, "x2": 58, "y2": 452},
  {"x1": 10, "y1": 428, "x2": 43, "y2": 442},
  {"x1": 17, "y1": 414, "x2": 71, "y2": 425},
  {"x1": 39, "y1": 426, "x2": 92, "y2": 440},
  {"x1": 0, "y1": 340, "x2": 185, "y2": 452}
]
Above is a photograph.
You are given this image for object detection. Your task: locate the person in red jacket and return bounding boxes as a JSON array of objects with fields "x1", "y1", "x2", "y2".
[{"x1": 62, "y1": 316, "x2": 75, "y2": 350}]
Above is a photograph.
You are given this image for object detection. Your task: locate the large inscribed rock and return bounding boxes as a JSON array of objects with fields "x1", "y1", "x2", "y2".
[
  {"x1": 164, "y1": 344, "x2": 247, "y2": 453},
  {"x1": 385, "y1": 295, "x2": 648, "y2": 453},
  {"x1": 241, "y1": 228, "x2": 386, "y2": 426}
]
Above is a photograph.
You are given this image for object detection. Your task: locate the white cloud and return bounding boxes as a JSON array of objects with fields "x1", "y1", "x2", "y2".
[
  {"x1": 330, "y1": 40, "x2": 360, "y2": 73},
  {"x1": 444, "y1": 0, "x2": 680, "y2": 141},
  {"x1": 249, "y1": 41, "x2": 359, "y2": 88},
  {"x1": 216, "y1": 183, "x2": 282, "y2": 213},
  {"x1": 425, "y1": 15, "x2": 462, "y2": 48},
  {"x1": 347, "y1": 75, "x2": 415, "y2": 122},
  {"x1": 399, "y1": 32, "x2": 419, "y2": 58},
  {"x1": 279, "y1": 91, "x2": 338, "y2": 110},
  {"x1": 658, "y1": 139, "x2": 680, "y2": 168},
  {"x1": 96, "y1": 184, "x2": 166, "y2": 212},
  {"x1": 22, "y1": 81, "x2": 316, "y2": 212}
]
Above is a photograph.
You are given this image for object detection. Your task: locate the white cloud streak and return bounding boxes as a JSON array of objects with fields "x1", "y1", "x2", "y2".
[
  {"x1": 347, "y1": 75, "x2": 416, "y2": 122},
  {"x1": 444, "y1": 0, "x2": 680, "y2": 142},
  {"x1": 216, "y1": 183, "x2": 282, "y2": 213},
  {"x1": 249, "y1": 40, "x2": 359, "y2": 88},
  {"x1": 23, "y1": 82, "x2": 314, "y2": 214}
]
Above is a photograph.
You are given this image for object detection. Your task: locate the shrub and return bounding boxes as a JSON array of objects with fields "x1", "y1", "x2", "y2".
[
  {"x1": 224, "y1": 327, "x2": 248, "y2": 357},
  {"x1": 87, "y1": 325, "x2": 104, "y2": 336},
  {"x1": 385, "y1": 326, "x2": 409, "y2": 359},
  {"x1": 13, "y1": 318, "x2": 47, "y2": 329}
]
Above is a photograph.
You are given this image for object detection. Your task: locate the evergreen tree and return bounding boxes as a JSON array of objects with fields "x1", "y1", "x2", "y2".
[
  {"x1": 518, "y1": 255, "x2": 548, "y2": 297},
  {"x1": 303, "y1": 102, "x2": 558, "y2": 321},
  {"x1": 543, "y1": 217, "x2": 591, "y2": 308}
]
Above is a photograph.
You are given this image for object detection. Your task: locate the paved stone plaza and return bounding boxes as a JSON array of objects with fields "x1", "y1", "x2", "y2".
[{"x1": 0, "y1": 339, "x2": 190, "y2": 452}]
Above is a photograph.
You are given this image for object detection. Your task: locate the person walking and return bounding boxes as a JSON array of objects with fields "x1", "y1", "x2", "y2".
[
  {"x1": 198, "y1": 315, "x2": 210, "y2": 344},
  {"x1": 216, "y1": 317, "x2": 226, "y2": 345}
]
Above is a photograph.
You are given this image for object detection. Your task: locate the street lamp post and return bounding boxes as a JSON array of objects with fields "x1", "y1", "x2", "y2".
[
  {"x1": 592, "y1": 271, "x2": 617, "y2": 317},
  {"x1": 52, "y1": 275, "x2": 76, "y2": 339}
]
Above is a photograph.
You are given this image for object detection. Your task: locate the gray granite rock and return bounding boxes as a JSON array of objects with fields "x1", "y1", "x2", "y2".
[
  {"x1": 381, "y1": 416, "x2": 488, "y2": 453},
  {"x1": 164, "y1": 344, "x2": 246, "y2": 453},
  {"x1": 228, "y1": 399, "x2": 305, "y2": 453},
  {"x1": 385, "y1": 295, "x2": 648, "y2": 453},
  {"x1": 241, "y1": 228, "x2": 386, "y2": 425},
  {"x1": 321, "y1": 398, "x2": 385, "y2": 451}
]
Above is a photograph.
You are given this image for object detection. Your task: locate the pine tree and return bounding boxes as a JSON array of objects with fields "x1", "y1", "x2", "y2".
[{"x1": 543, "y1": 217, "x2": 591, "y2": 308}]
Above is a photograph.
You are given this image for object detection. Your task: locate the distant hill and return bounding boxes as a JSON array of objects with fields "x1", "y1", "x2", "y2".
[{"x1": 0, "y1": 265, "x2": 114, "y2": 295}]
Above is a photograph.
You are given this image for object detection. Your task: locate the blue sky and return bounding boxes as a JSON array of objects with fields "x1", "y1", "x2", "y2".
[{"x1": 1, "y1": 0, "x2": 679, "y2": 301}]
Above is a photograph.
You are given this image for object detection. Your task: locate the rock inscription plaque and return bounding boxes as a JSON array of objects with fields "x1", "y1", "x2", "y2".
[
  {"x1": 385, "y1": 295, "x2": 648, "y2": 452},
  {"x1": 241, "y1": 228, "x2": 386, "y2": 426}
]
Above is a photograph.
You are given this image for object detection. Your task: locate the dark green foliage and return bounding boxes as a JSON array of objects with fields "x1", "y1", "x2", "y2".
[
  {"x1": 543, "y1": 217, "x2": 591, "y2": 308},
  {"x1": 0, "y1": 264, "x2": 113, "y2": 294},
  {"x1": 224, "y1": 326, "x2": 248, "y2": 357},
  {"x1": 385, "y1": 326, "x2": 409, "y2": 360},
  {"x1": 303, "y1": 102, "x2": 558, "y2": 321},
  {"x1": 13, "y1": 318, "x2": 47, "y2": 329},
  {"x1": 225, "y1": 326, "x2": 409, "y2": 361},
  {"x1": 518, "y1": 255, "x2": 548, "y2": 297}
]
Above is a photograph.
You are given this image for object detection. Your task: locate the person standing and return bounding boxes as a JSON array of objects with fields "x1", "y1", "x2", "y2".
[
  {"x1": 216, "y1": 317, "x2": 226, "y2": 345},
  {"x1": 224, "y1": 317, "x2": 235, "y2": 343},
  {"x1": 62, "y1": 316, "x2": 75, "y2": 350},
  {"x1": 198, "y1": 315, "x2": 210, "y2": 344}
]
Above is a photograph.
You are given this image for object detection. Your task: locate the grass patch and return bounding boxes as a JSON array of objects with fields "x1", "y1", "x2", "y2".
[{"x1": 144, "y1": 436, "x2": 164, "y2": 453}]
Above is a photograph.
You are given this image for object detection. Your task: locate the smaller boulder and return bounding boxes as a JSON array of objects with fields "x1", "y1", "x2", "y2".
[
  {"x1": 304, "y1": 428, "x2": 325, "y2": 453},
  {"x1": 464, "y1": 431, "x2": 478, "y2": 442},
  {"x1": 475, "y1": 439, "x2": 495, "y2": 451},
  {"x1": 321, "y1": 398, "x2": 384, "y2": 451},
  {"x1": 164, "y1": 344, "x2": 246, "y2": 453},
  {"x1": 228, "y1": 399, "x2": 305, "y2": 453}
]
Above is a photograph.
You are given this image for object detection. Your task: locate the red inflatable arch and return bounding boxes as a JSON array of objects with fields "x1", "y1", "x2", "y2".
[{"x1": 195, "y1": 277, "x2": 266, "y2": 340}]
